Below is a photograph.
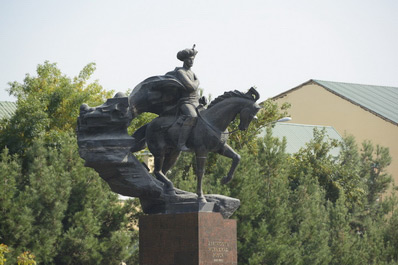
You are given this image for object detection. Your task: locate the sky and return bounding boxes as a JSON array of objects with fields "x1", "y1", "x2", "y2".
[{"x1": 1, "y1": 0, "x2": 397, "y2": 103}]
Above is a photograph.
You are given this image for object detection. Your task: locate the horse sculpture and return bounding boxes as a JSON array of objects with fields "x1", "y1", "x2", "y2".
[{"x1": 136, "y1": 88, "x2": 261, "y2": 202}]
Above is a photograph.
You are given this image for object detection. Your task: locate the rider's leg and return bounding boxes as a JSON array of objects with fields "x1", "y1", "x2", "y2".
[
  {"x1": 177, "y1": 117, "x2": 197, "y2": 151},
  {"x1": 178, "y1": 104, "x2": 197, "y2": 151}
]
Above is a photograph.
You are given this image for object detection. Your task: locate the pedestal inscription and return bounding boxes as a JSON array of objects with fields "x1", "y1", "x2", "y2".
[
  {"x1": 139, "y1": 212, "x2": 237, "y2": 265},
  {"x1": 207, "y1": 241, "x2": 231, "y2": 262}
]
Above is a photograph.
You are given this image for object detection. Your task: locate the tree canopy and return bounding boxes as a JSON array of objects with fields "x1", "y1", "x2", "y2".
[
  {"x1": 0, "y1": 62, "x2": 138, "y2": 264},
  {"x1": 170, "y1": 102, "x2": 398, "y2": 264}
]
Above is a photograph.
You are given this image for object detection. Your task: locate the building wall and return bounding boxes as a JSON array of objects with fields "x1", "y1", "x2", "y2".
[
  {"x1": 274, "y1": 82, "x2": 398, "y2": 187},
  {"x1": 142, "y1": 155, "x2": 154, "y2": 173}
]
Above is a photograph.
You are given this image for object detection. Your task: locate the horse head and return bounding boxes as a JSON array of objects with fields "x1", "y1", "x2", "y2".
[{"x1": 238, "y1": 87, "x2": 261, "y2": 131}]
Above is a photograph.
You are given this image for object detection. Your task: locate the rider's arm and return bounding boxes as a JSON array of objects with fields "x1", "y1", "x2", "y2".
[{"x1": 176, "y1": 69, "x2": 200, "y2": 92}]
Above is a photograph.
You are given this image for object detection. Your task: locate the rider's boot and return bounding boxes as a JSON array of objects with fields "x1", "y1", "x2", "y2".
[{"x1": 178, "y1": 117, "x2": 196, "y2": 151}]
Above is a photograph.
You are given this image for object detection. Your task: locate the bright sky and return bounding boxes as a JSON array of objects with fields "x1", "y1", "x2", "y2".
[{"x1": 1, "y1": 0, "x2": 397, "y2": 102}]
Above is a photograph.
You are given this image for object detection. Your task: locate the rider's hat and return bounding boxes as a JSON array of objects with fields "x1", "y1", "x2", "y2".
[{"x1": 177, "y1": 44, "x2": 198, "y2": 61}]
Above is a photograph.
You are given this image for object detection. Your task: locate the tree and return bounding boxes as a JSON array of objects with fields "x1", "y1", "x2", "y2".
[
  {"x1": 289, "y1": 128, "x2": 341, "y2": 203},
  {"x1": 384, "y1": 201, "x2": 398, "y2": 261},
  {"x1": 360, "y1": 140, "x2": 392, "y2": 206},
  {"x1": 200, "y1": 120, "x2": 397, "y2": 264},
  {"x1": 0, "y1": 62, "x2": 137, "y2": 264},
  {"x1": 168, "y1": 96, "x2": 398, "y2": 264},
  {"x1": 0, "y1": 61, "x2": 113, "y2": 155},
  {"x1": 235, "y1": 132, "x2": 298, "y2": 264},
  {"x1": 0, "y1": 138, "x2": 137, "y2": 264}
]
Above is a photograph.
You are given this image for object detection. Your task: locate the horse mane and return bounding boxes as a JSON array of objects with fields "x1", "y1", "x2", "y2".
[{"x1": 207, "y1": 90, "x2": 254, "y2": 109}]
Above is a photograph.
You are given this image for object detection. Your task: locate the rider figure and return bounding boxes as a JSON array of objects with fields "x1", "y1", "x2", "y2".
[{"x1": 166, "y1": 45, "x2": 200, "y2": 151}]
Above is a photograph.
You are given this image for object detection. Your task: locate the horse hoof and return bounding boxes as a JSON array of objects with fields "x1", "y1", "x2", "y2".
[
  {"x1": 178, "y1": 145, "x2": 190, "y2": 152},
  {"x1": 198, "y1": 196, "x2": 207, "y2": 203},
  {"x1": 164, "y1": 188, "x2": 176, "y2": 196}
]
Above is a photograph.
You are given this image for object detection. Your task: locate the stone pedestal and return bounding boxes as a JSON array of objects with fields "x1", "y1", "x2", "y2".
[{"x1": 139, "y1": 212, "x2": 237, "y2": 265}]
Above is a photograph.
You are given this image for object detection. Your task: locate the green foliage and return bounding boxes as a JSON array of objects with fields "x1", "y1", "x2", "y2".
[
  {"x1": 360, "y1": 140, "x2": 392, "y2": 206},
  {"x1": 289, "y1": 128, "x2": 341, "y2": 203},
  {"x1": 227, "y1": 99, "x2": 290, "y2": 152},
  {"x1": 384, "y1": 201, "x2": 398, "y2": 261},
  {"x1": 2, "y1": 61, "x2": 398, "y2": 264},
  {"x1": 128, "y1": 112, "x2": 158, "y2": 136},
  {"x1": 0, "y1": 244, "x2": 37, "y2": 265},
  {"x1": 333, "y1": 135, "x2": 364, "y2": 210},
  {"x1": 236, "y1": 133, "x2": 296, "y2": 264},
  {"x1": 0, "y1": 61, "x2": 113, "y2": 155},
  {"x1": 17, "y1": 251, "x2": 36, "y2": 265},
  {"x1": 0, "y1": 62, "x2": 136, "y2": 264},
  {"x1": 0, "y1": 244, "x2": 11, "y2": 265},
  {"x1": 0, "y1": 135, "x2": 136, "y2": 264},
  {"x1": 170, "y1": 96, "x2": 398, "y2": 264}
]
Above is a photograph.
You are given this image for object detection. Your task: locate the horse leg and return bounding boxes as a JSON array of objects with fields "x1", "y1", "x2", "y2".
[
  {"x1": 154, "y1": 154, "x2": 175, "y2": 195},
  {"x1": 161, "y1": 149, "x2": 181, "y2": 175},
  {"x1": 195, "y1": 153, "x2": 207, "y2": 203},
  {"x1": 218, "y1": 144, "x2": 241, "y2": 185}
]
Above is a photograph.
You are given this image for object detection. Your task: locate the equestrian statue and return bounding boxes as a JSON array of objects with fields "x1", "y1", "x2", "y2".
[{"x1": 77, "y1": 45, "x2": 261, "y2": 217}]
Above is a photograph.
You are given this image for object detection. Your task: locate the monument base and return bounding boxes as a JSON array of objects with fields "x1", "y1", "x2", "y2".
[{"x1": 139, "y1": 212, "x2": 237, "y2": 265}]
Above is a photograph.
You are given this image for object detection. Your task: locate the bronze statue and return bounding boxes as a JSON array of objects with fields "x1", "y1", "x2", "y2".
[
  {"x1": 145, "y1": 88, "x2": 260, "y2": 202},
  {"x1": 77, "y1": 46, "x2": 261, "y2": 217},
  {"x1": 167, "y1": 45, "x2": 200, "y2": 151}
]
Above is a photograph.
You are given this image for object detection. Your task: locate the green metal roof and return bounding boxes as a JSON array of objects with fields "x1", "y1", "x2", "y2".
[
  {"x1": 0, "y1": 101, "x2": 17, "y2": 119},
  {"x1": 263, "y1": 123, "x2": 343, "y2": 156},
  {"x1": 313, "y1": 80, "x2": 398, "y2": 125}
]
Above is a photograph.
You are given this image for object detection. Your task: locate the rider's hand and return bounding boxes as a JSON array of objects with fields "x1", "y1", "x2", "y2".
[{"x1": 199, "y1": 96, "x2": 208, "y2": 106}]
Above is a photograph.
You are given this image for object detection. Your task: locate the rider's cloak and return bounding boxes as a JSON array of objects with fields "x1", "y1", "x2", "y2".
[{"x1": 129, "y1": 74, "x2": 186, "y2": 117}]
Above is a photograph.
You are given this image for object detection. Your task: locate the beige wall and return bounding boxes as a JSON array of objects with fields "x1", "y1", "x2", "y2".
[
  {"x1": 141, "y1": 155, "x2": 154, "y2": 173},
  {"x1": 274, "y1": 82, "x2": 398, "y2": 187}
]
